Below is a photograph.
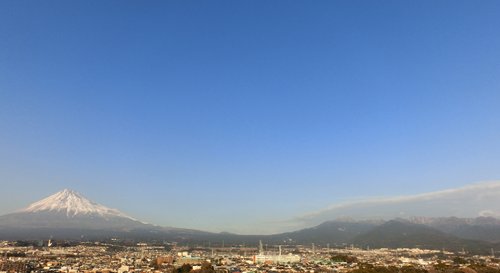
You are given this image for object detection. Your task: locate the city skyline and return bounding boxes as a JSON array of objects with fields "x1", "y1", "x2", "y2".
[{"x1": 1, "y1": 1, "x2": 500, "y2": 235}]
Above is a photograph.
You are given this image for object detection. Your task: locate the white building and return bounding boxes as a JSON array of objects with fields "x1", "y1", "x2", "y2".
[{"x1": 253, "y1": 254, "x2": 301, "y2": 264}]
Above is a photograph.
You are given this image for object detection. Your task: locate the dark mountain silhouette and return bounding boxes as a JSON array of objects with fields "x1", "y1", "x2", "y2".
[
  {"x1": 393, "y1": 216, "x2": 500, "y2": 242},
  {"x1": 350, "y1": 220, "x2": 500, "y2": 255}
]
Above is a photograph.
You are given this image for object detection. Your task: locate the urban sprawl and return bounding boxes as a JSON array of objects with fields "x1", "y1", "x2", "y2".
[{"x1": 1, "y1": 240, "x2": 499, "y2": 273}]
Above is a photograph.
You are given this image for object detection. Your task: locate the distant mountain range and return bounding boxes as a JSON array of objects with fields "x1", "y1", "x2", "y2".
[
  {"x1": 351, "y1": 220, "x2": 500, "y2": 254},
  {"x1": 395, "y1": 216, "x2": 500, "y2": 242},
  {"x1": 1, "y1": 189, "x2": 500, "y2": 255}
]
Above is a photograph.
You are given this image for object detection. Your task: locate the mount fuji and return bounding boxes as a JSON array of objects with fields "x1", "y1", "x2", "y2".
[
  {"x1": 0, "y1": 189, "x2": 215, "y2": 240},
  {"x1": 0, "y1": 189, "x2": 165, "y2": 239},
  {"x1": 15, "y1": 189, "x2": 136, "y2": 220},
  {"x1": 0, "y1": 189, "x2": 149, "y2": 229}
]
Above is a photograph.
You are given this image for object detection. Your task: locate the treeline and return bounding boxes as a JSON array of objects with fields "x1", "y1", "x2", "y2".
[
  {"x1": 351, "y1": 263, "x2": 427, "y2": 273},
  {"x1": 155, "y1": 262, "x2": 215, "y2": 273},
  {"x1": 330, "y1": 255, "x2": 358, "y2": 263},
  {"x1": 346, "y1": 263, "x2": 500, "y2": 273}
]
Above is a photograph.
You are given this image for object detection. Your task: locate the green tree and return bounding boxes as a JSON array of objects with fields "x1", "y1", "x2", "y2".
[{"x1": 331, "y1": 255, "x2": 348, "y2": 262}]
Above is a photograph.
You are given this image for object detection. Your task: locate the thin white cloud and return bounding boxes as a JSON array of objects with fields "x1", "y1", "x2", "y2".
[
  {"x1": 479, "y1": 210, "x2": 500, "y2": 217},
  {"x1": 267, "y1": 181, "x2": 500, "y2": 232}
]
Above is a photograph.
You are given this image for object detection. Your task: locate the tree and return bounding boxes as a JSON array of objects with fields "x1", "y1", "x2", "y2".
[
  {"x1": 400, "y1": 266, "x2": 428, "y2": 273},
  {"x1": 434, "y1": 262, "x2": 452, "y2": 272},
  {"x1": 200, "y1": 261, "x2": 214, "y2": 273},
  {"x1": 150, "y1": 260, "x2": 160, "y2": 270},
  {"x1": 174, "y1": 264, "x2": 192, "y2": 273},
  {"x1": 330, "y1": 255, "x2": 358, "y2": 263},
  {"x1": 454, "y1": 257, "x2": 468, "y2": 264}
]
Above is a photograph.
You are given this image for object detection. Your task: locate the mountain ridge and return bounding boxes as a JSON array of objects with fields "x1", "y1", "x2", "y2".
[
  {"x1": 1, "y1": 189, "x2": 500, "y2": 252},
  {"x1": 349, "y1": 220, "x2": 500, "y2": 255}
]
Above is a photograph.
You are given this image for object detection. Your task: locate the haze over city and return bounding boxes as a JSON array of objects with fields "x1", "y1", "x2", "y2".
[{"x1": 1, "y1": 1, "x2": 499, "y2": 235}]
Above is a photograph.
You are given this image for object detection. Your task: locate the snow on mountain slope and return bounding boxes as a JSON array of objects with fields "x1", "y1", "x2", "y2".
[
  {"x1": 404, "y1": 216, "x2": 500, "y2": 228},
  {"x1": 16, "y1": 189, "x2": 135, "y2": 220}
]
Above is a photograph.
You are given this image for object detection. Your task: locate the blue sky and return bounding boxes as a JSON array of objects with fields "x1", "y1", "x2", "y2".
[{"x1": 1, "y1": 1, "x2": 499, "y2": 234}]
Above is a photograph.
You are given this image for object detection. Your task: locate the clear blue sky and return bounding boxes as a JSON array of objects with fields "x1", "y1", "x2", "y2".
[{"x1": 1, "y1": 0, "x2": 499, "y2": 234}]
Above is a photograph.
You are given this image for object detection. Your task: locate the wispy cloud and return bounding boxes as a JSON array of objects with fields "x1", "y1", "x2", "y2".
[
  {"x1": 479, "y1": 210, "x2": 500, "y2": 217},
  {"x1": 265, "y1": 181, "x2": 500, "y2": 232}
]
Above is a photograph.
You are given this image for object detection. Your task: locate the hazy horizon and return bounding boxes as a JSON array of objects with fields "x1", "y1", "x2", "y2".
[{"x1": 3, "y1": 181, "x2": 500, "y2": 235}]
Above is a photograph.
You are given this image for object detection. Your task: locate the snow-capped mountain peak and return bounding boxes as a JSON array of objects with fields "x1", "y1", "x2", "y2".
[
  {"x1": 333, "y1": 215, "x2": 356, "y2": 223},
  {"x1": 17, "y1": 189, "x2": 135, "y2": 220}
]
